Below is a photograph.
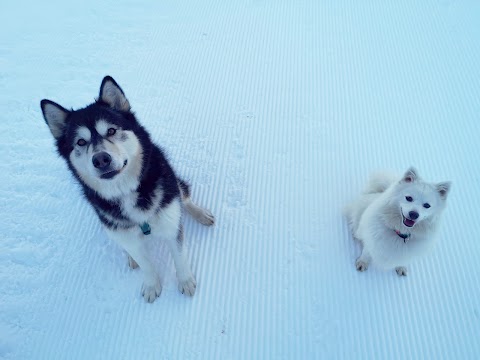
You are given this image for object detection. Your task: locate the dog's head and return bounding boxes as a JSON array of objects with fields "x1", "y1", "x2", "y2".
[
  {"x1": 394, "y1": 167, "x2": 451, "y2": 228},
  {"x1": 41, "y1": 76, "x2": 145, "y2": 196}
]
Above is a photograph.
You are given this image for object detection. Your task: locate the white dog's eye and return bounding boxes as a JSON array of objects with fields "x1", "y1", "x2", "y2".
[
  {"x1": 77, "y1": 139, "x2": 87, "y2": 146},
  {"x1": 107, "y1": 128, "x2": 116, "y2": 136},
  {"x1": 405, "y1": 196, "x2": 413, "y2": 202},
  {"x1": 423, "y1": 203, "x2": 431, "y2": 209}
]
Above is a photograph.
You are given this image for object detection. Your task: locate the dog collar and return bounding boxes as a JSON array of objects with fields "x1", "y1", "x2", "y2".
[
  {"x1": 140, "y1": 222, "x2": 151, "y2": 235},
  {"x1": 395, "y1": 230, "x2": 410, "y2": 242}
]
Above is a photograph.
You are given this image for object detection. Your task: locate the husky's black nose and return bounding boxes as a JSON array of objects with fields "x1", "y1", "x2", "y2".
[
  {"x1": 92, "y1": 152, "x2": 112, "y2": 169},
  {"x1": 408, "y1": 211, "x2": 419, "y2": 220}
]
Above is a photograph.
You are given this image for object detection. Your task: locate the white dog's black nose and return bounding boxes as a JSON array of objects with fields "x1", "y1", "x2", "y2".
[
  {"x1": 92, "y1": 152, "x2": 112, "y2": 169},
  {"x1": 409, "y1": 211, "x2": 419, "y2": 220}
]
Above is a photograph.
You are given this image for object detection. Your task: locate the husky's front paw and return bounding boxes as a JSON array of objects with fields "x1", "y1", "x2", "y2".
[
  {"x1": 355, "y1": 259, "x2": 369, "y2": 272},
  {"x1": 396, "y1": 267, "x2": 407, "y2": 276},
  {"x1": 141, "y1": 280, "x2": 162, "y2": 303},
  {"x1": 178, "y1": 276, "x2": 197, "y2": 296}
]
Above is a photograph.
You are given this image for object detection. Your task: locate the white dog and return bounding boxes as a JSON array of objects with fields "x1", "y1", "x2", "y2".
[{"x1": 345, "y1": 167, "x2": 451, "y2": 276}]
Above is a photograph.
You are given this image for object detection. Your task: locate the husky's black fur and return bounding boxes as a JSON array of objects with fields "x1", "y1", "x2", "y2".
[{"x1": 41, "y1": 77, "x2": 187, "y2": 231}]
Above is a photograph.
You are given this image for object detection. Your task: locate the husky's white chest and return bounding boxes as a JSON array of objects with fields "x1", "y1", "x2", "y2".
[{"x1": 119, "y1": 189, "x2": 164, "y2": 224}]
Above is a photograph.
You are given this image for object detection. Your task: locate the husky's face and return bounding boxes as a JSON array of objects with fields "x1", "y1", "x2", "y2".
[
  {"x1": 394, "y1": 167, "x2": 451, "y2": 228},
  {"x1": 68, "y1": 116, "x2": 140, "y2": 181},
  {"x1": 41, "y1": 77, "x2": 144, "y2": 196}
]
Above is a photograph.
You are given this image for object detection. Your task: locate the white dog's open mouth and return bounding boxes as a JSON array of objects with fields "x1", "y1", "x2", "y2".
[
  {"x1": 100, "y1": 159, "x2": 128, "y2": 180},
  {"x1": 402, "y1": 215, "x2": 415, "y2": 228}
]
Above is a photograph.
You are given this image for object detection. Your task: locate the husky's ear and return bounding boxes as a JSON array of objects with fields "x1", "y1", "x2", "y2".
[
  {"x1": 99, "y1": 76, "x2": 131, "y2": 112},
  {"x1": 436, "y1": 182, "x2": 451, "y2": 199},
  {"x1": 401, "y1": 167, "x2": 419, "y2": 183},
  {"x1": 40, "y1": 100, "x2": 70, "y2": 139}
]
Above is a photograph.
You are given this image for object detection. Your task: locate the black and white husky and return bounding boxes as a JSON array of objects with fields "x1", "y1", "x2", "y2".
[{"x1": 40, "y1": 76, "x2": 215, "y2": 302}]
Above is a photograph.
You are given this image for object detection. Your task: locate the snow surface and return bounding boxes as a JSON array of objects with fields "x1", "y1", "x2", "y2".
[{"x1": 1, "y1": 0, "x2": 480, "y2": 359}]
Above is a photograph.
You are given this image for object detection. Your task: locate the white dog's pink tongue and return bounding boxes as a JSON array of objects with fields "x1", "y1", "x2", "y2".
[{"x1": 403, "y1": 218, "x2": 415, "y2": 227}]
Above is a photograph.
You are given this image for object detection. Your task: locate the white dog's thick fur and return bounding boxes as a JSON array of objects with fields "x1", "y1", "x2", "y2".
[{"x1": 345, "y1": 167, "x2": 451, "y2": 276}]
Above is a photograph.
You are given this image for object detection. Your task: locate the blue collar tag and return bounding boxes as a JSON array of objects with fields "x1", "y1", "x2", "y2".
[
  {"x1": 395, "y1": 229, "x2": 410, "y2": 242},
  {"x1": 140, "y1": 222, "x2": 151, "y2": 235}
]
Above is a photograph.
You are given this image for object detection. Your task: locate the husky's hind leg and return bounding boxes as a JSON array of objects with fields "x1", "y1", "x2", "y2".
[{"x1": 178, "y1": 179, "x2": 215, "y2": 226}]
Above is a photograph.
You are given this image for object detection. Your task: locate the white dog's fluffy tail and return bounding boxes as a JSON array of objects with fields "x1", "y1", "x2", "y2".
[
  {"x1": 362, "y1": 171, "x2": 397, "y2": 194},
  {"x1": 344, "y1": 170, "x2": 398, "y2": 228}
]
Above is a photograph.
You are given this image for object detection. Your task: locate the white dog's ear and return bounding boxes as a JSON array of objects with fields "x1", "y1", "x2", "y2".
[
  {"x1": 40, "y1": 100, "x2": 70, "y2": 139},
  {"x1": 99, "y1": 76, "x2": 131, "y2": 112},
  {"x1": 401, "y1": 167, "x2": 419, "y2": 183},
  {"x1": 436, "y1": 182, "x2": 451, "y2": 199}
]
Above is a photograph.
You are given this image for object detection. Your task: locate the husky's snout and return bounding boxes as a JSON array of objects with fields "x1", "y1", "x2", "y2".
[
  {"x1": 92, "y1": 151, "x2": 112, "y2": 170},
  {"x1": 92, "y1": 151, "x2": 128, "y2": 180}
]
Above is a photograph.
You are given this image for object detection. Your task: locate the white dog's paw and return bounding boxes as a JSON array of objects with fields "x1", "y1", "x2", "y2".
[
  {"x1": 178, "y1": 276, "x2": 197, "y2": 296},
  {"x1": 141, "y1": 280, "x2": 162, "y2": 303},
  {"x1": 355, "y1": 259, "x2": 369, "y2": 272},
  {"x1": 396, "y1": 267, "x2": 407, "y2": 276},
  {"x1": 128, "y1": 255, "x2": 139, "y2": 269}
]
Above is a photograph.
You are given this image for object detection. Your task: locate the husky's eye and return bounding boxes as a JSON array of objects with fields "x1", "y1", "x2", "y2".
[
  {"x1": 405, "y1": 196, "x2": 413, "y2": 202},
  {"x1": 77, "y1": 139, "x2": 87, "y2": 146},
  {"x1": 107, "y1": 128, "x2": 116, "y2": 136},
  {"x1": 424, "y1": 203, "x2": 431, "y2": 209}
]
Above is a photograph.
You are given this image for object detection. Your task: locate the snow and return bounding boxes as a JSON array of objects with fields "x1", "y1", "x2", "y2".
[{"x1": 1, "y1": 0, "x2": 480, "y2": 359}]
